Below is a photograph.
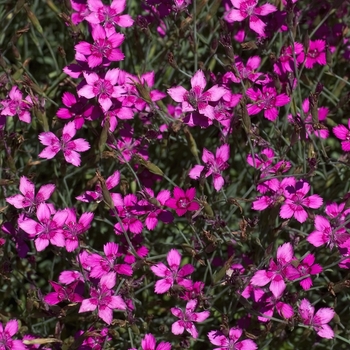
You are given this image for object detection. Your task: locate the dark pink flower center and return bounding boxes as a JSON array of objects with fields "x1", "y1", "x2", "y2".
[
  {"x1": 178, "y1": 198, "x2": 190, "y2": 208},
  {"x1": 308, "y1": 49, "x2": 320, "y2": 58},
  {"x1": 91, "y1": 39, "x2": 111, "y2": 56}
]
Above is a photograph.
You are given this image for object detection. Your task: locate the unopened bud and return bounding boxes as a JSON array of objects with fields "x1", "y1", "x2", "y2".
[
  {"x1": 24, "y1": 4, "x2": 44, "y2": 35},
  {"x1": 167, "y1": 52, "x2": 178, "y2": 69}
]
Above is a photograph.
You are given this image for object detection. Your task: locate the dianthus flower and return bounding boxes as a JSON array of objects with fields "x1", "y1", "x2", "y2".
[
  {"x1": 208, "y1": 327, "x2": 257, "y2": 350},
  {"x1": 165, "y1": 187, "x2": 200, "y2": 216},
  {"x1": 305, "y1": 40, "x2": 326, "y2": 69},
  {"x1": 129, "y1": 333, "x2": 171, "y2": 350},
  {"x1": 333, "y1": 119, "x2": 350, "y2": 151},
  {"x1": 0, "y1": 320, "x2": 26, "y2": 350}
]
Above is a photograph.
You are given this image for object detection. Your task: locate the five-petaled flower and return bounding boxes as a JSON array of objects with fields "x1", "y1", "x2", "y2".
[
  {"x1": 128, "y1": 333, "x2": 171, "y2": 350},
  {"x1": 165, "y1": 187, "x2": 200, "y2": 216},
  {"x1": 333, "y1": 119, "x2": 350, "y2": 152},
  {"x1": 298, "y1": 298, "x2": 334, "y2": 339},
  {"x1": 150, "y1": 249, "x2": 194, "y2": 294},
  {"x1": 305, "y1": 40, "x2": 327, "y2": 69},
  {"x1": 38, "y1": 121, "x2": 90, "y2": 167},
  {"x1": 224, "y1": 0, "x2": 277, "y2": 37},
  {"x1": 171, "y1": 299, "x2": 210, "y2": 339},
  {"x1": 0, "y1": 320, "x2": 26, "y2": 350}
]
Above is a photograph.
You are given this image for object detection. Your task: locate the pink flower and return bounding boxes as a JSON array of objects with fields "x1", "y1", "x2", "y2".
[
  {"x1": 62, "y1": 208, "x2": 94, "y2": 252},
  {"x1": 0, "y1": 86, "x2": 32, "y2": 123},
  {"x1": 305, "y1": 40, "x2": 327, "y2": 69},
  {"x1": 208, "y1": 327, "x2": 257, "y2": 350},
  {"x1": 273, "y1": 42, "x2": 304, "y2": 75},
  {"x1": 75, "y1": 24, "x2": 125, "y2": 68},
  {"x1": 333, "y1": 119, "x2": 350, "y2": 152},
  {"x1": 44, "y1": 280, "x2": 84, "y2": 305},
  {"x1": 246, "y1": 86, "x2": 290, "y2": 121},
  {"x1": 150, "y1": 249, "x2": 194, "y2": 294},
  {"x1": 85, "y1": 0, "x2": 134, "y2": 35},
  {"x1": 167, "y1": 69, "x2": 227, "y2": 124},
  {"x1": 165, "y1": 187, "x2": 200, "y2": 216},
  {"x1": 38, "y1": 121, "x2": 90, "y2": 167},
  {"x1": 171, "y1": 299, "x2": 210, "y2": 339},
  {"x1": 298, "y1": 299, "x2": 334, "y2": 339},
  {"x1": 78, "y1": 69, "x2": 125, "y2": 111},
  {"x1": 129, "y1": 333, "x2": 171, "y2": 350},
  {"x1": 18, "y1": 203, "x2": 67, "y2": 251},
  {"x1": 79, "y1": 272, "x2": 127, "y2": 325},
  {"x1": 6, "y1": 176, "x2": 55, "y2": 212},
  {"x1": 251, "y1": 242, "x2": 297, "y2": 298},
  {"x1": 280, "y1": 179, "x2": 323, "y2": 223},
  {"x1": 0, "y1": 320, "x2": 26, "y2": 350},
  {"x1": 189, "y1": 144, "x2": 230, "y2": 191},
  {"x1": 224, "y1": 0, "x2": 277, "y2": 37}
]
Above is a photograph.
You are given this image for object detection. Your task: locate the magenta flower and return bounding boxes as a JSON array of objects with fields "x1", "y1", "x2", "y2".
[
  {"x1": 165, "y1": 187, "x2": 200, "y2": 216},
  {"x1": 305, "y1": 40, "x2": 327, "y2": 69},
  {"x1": 299, "y1": 299, "x2": 334, "y2": 339},
  {"x1": 246, "y1": 86, "x2": 290, "y2": 121},
  {"x1": 167, "y1": 69, "x2": 227, "y2": 122},
  {"x1": 87, "y1": 242, "x2": 133, "y2": 279},
  {"x1": 6, "y1": 176, "x2": 55, "y2": 212},
  {"x1": 113, "y1": 194, "x2": 143, "y2": 235},
  {"x1": 224, "y1": 0, "x2": 277, "y2": 37},
  {"x1": 208, "y1": 327, "x2": 257, "y2": 350},
  {"x1": 333, "y1": 119, "x2": 350, "y2": 151},
  {"x1": 256, "y1": 295, "x2": 294, "y2": 323},
  {"x1": 289, "y1": 254, "x2": 323, "y2": 291},
  {"x1": 71, "y1": 0, "x2": 91, "y2": 25},
  {"x1": 189, "y1": 144, "x2": 230, "y2": 191},
  {"x1": 274, "y1": 42, "x2": 304, "y2": 75},
  {"x1": 0, "y1": 86, "x2": 32, "y2": 123},
  {"x1": 78, "y1": 69, "x2": 125, "y2": 111},
  {"x1": 150, "y1": 249, "x2": 194, "y2": 294},
  {"x1": 18, "y1": 203, "x2": 67, "y2": 251},
  {"x1": 0, "y1": 320, "x2": 26, "y2": 350},
  {"x1": 85, "y1": 0, "x2": 134, "y2": 35},
  {"x1": 280, "y1": 179, "x2": 323, "y2": 223},
  {"x1": 129, "y1": 333, "x2": 171, "y2": 350},
  {"x1": 251, "y1": 242, "x2": 297, "y2": 298},
  {"x1": 44, "y1": 280, "x2": 84, "y2": 305},
  {"x1": 171, "y1": 299, "x2": 210, "y2": 339},
  {"x1": 38, "y1": 121, "x2": 90, "y2": 167},
  {"x1": 75, "y1": 24, "x2": 125, "y2": 68},
  {"x1": 62, "y1": 208, "x2": 94, "y2": 252},
  {"x1": 79, "y1": 272, "x2": 127, "y2": 325}
]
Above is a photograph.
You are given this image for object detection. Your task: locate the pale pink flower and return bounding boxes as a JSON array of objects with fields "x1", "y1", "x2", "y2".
[
  {"x1": 298, "y1": 299, "x2": 334, "y2": 339},
  {"x1": 189, "y1": 144, "x2": 230, "y2": 191},
  {"x1": 171, "y1": 299, "x2": 210, "y2": 339},
  {"x1": 224, "y1": 0, "x2": 277, "y2": 37},
  {"x1": 6, "y1": 176, "x2": 55, "y2": 212},
  {"x1": 208, "y1": 327, "x2": 257, "y2": 350},
  {"x1": 165, "y1": 187, "x2": 200, "y2": 216},
  {"x1": 150, "y1": 249, "x2": 194, "y2": 294},
  {"x1": 75, "y1": 24, "x2": 125, "y2": 68},
  {"x1": 333, "y1": 119, "x2": 350, "y2": 152},
  {"x1": 79, "y1": 272, "x2": 127, "y2": 324},
  {"x1": 280, "y1": 179, "x2": 323, "y2": 223},
  {"x1": 167, "y1": 70, "x2": 227, "y2": 122},
  {"x1": 38, "y1": 121, "x2": 90, "y2": 167}
]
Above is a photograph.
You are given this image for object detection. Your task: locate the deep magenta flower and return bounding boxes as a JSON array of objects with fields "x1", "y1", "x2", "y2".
[
  {"x1": 299, "y1": 299, "x2": 334, "y2": 339},
  {"x1": 85, "y1": 0, "x2": 134, "y2": 35},
  {"x1": 333, "y1": 119, "x2": 350, "y2": 151},
  {"x1": 280, "y1": 179, "x2": 323, "y2": 223},
  {"x1": 75, "y1": 24, "x2": 125, "y2": 68},
  {"x1": 305, "y1": 40, "x2": 327, "y2": 69},
  {"x1": 38, "y1": 121, "x2": 90, "y2": 167},
  {"x1": 18, "y1": 203, "x2": 67, "y2": 251},
  {"x1": 274, "y1": 42, "x2": 304, "y2": 75},
  {"x1": 251, "y1": 242, "x2": 297, "y2": 298},
  {"x1": 167, "y1": 69, "x2": 227, "y2": 122},
  {"x1": 171, "y1": 299, "x2": 209, "y2": 339},
  {"x1": 189, "y1": 144, "x2": 230, "y2": 191},
  {"x1": 224, "y1": 0, "x2": 277, "y2": 37},
  {"x1": 78, "y1": 69, "x2": 126, "y2": 111},
  {"x1": 208, "y1": 327, "x2": 257, "y2": 350},
  {"x1": 0, "y1": 320, "x2": 26, "y2": 350},
  {"x1": 79, "y1": 272, "x2": 127, "y2": 325},
  {"x1": 44, "y1": 280, "x2": 84, "y2": 305},
  {"x1": 150, "y1": 249, "x2": 194, "y2": 294},
  {"x1": 6, "y1": 176, "x2": 55, "y2": 212},
  {"x1": 129, "y1": 333, "x2": 171, "y2": 350},
  {"x1": 246, "y1": 86, "x2": 290, "y2": 121},
  {"x1": 165, "y1": 187, "x2": 200, "y2": 216}
]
